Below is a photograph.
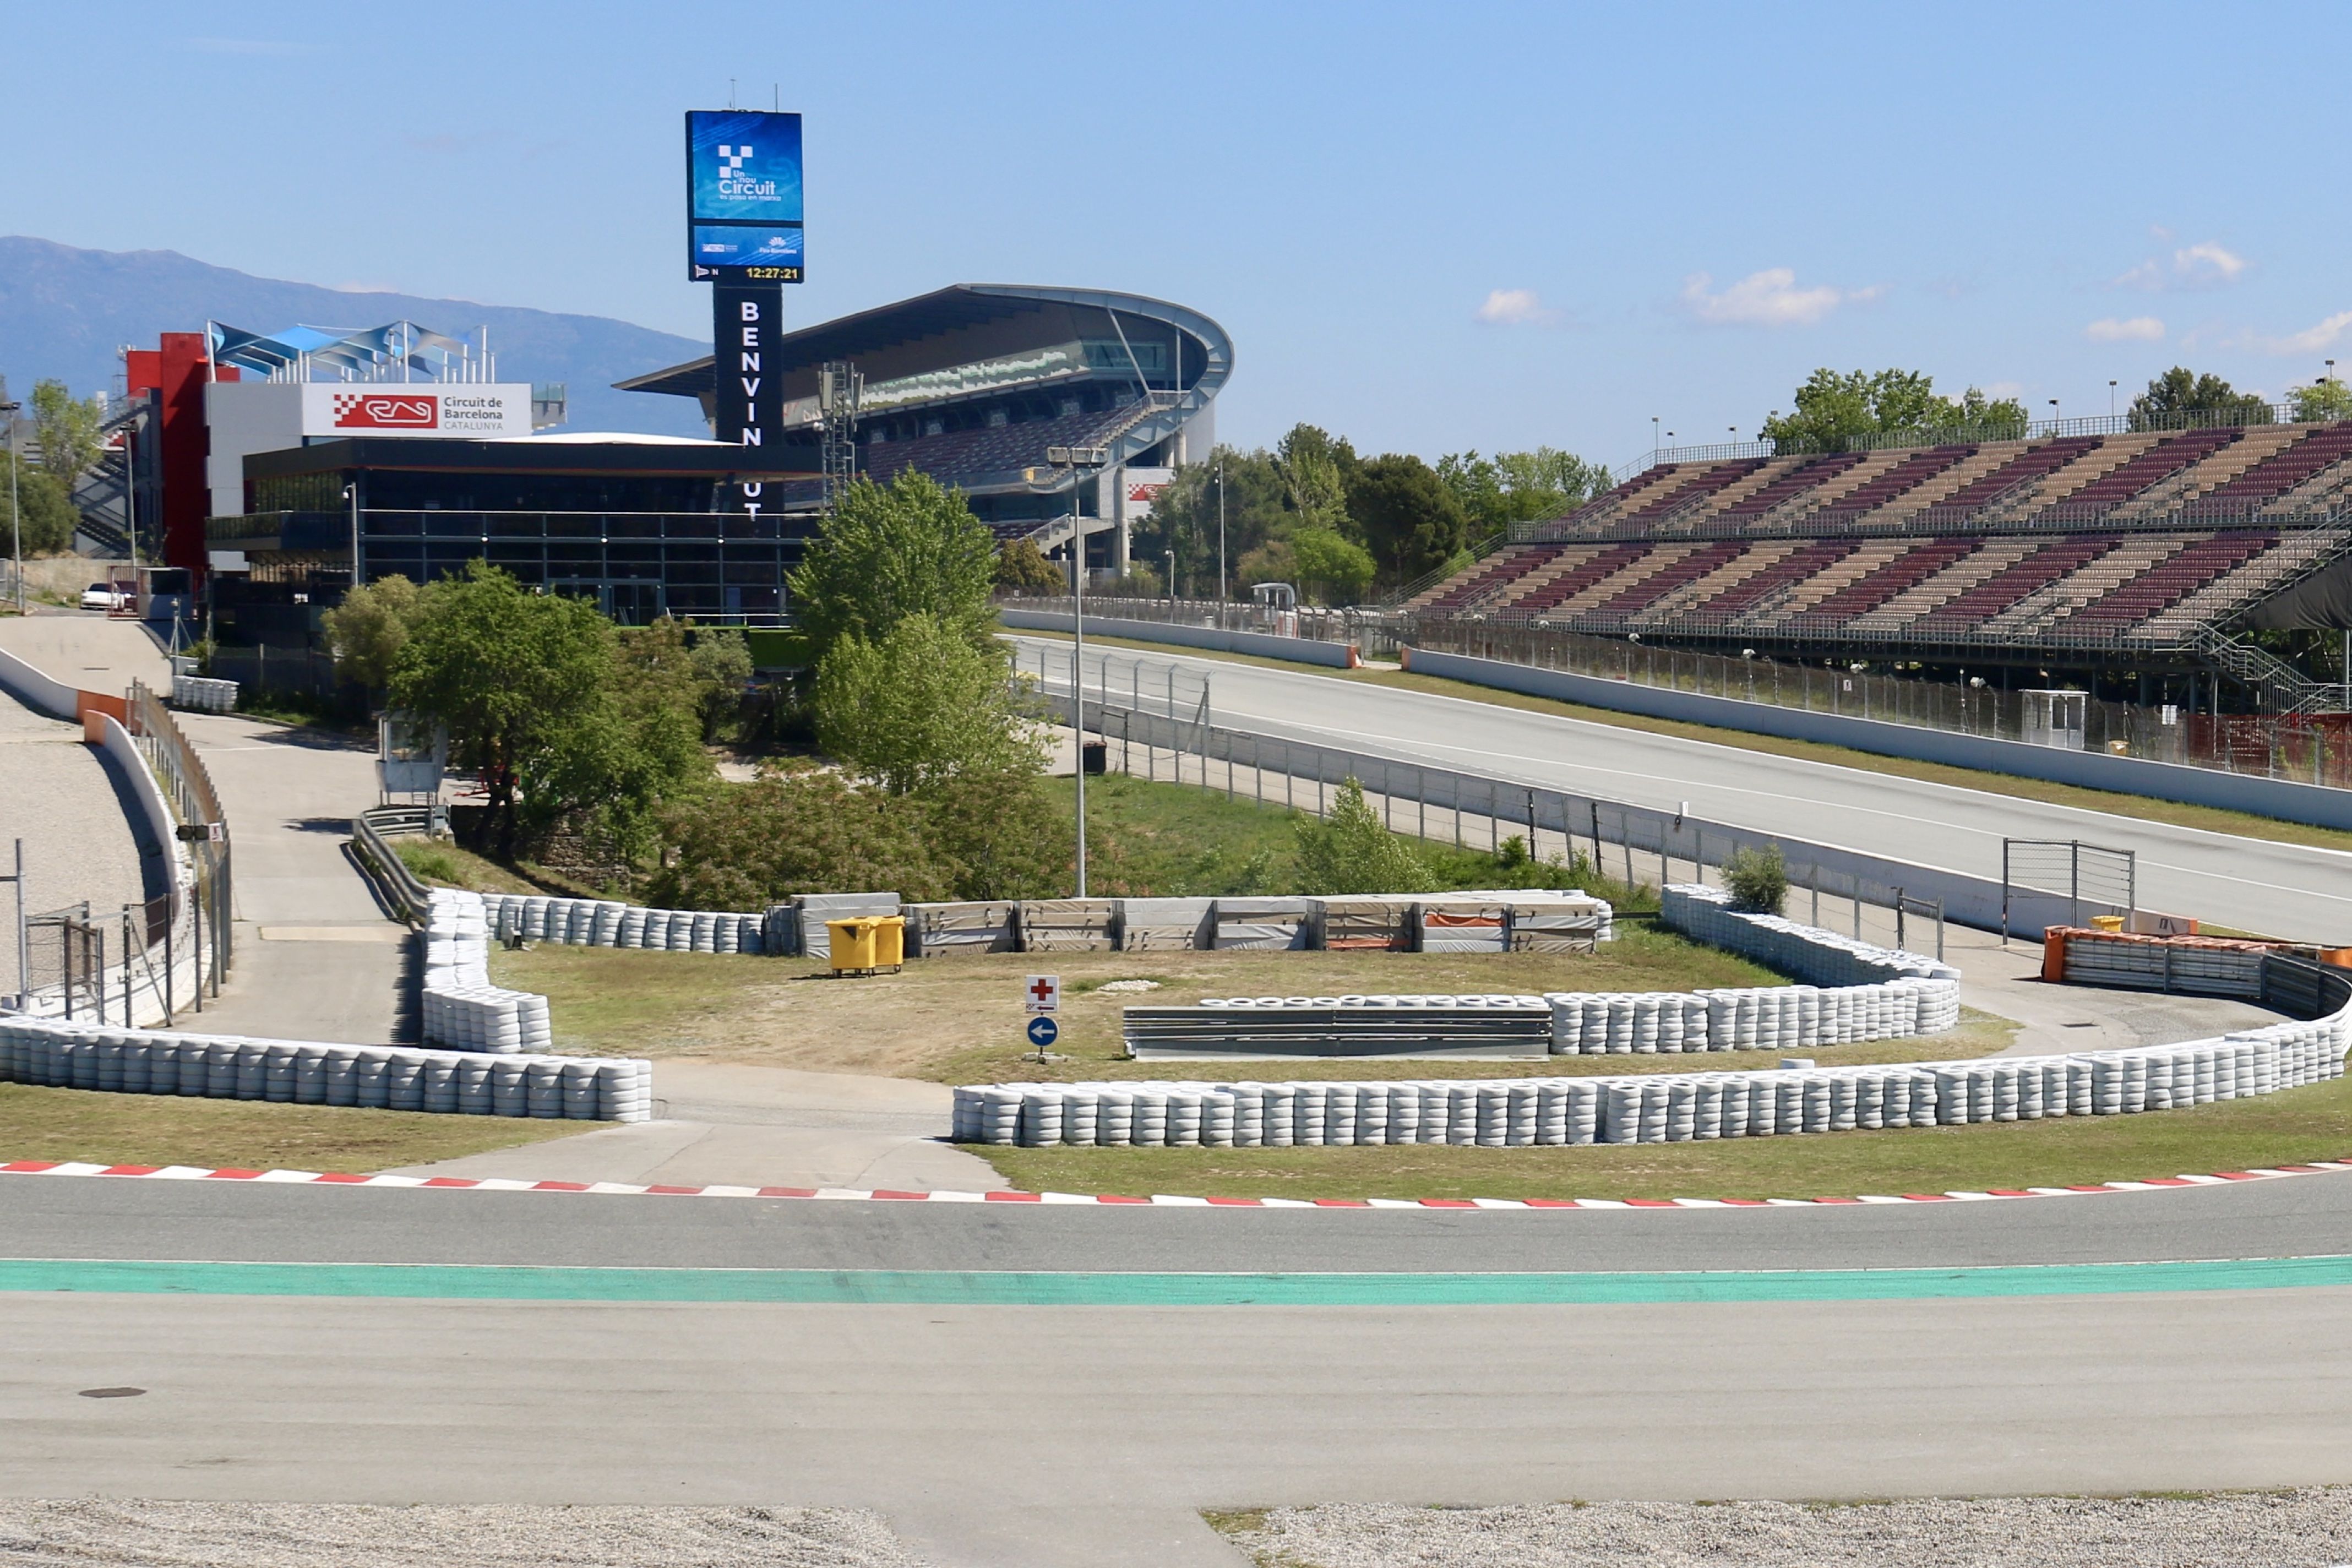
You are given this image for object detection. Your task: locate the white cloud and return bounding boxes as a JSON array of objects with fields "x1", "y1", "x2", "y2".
[
  {"x1": 2174, "y1": 241, "x2": 2247, "y2": 284},
  {"x1": 1678, "y1": 268, "x2": 1864, "y2": 328},
  {"x1": 1473, "y1": 288, "x2": 1561, "y2": 327},
  {"x1": 1980, "y1": 380, "x2": 2026, "y2": 400},
  {"x1": 2255, "y1": 309, "x2": 2352, "y2": 356},
  {"x1": 2085, "y1": 316, "x2": 2166, "y2": 343},
  {"x1": 2112, "y1": 238, "x2": 2248, "y2": 291}
]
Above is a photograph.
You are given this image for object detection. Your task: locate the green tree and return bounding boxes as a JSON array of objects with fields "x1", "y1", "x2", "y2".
[
  {"x1": 1438, "y1": 448, "x2": 1614, "y2": 532},
  {"x1": 1, "y1": 454, "x2": 79, "y2": 556},
  {"x1": 812, "y1": 612, "x2": 1045, "y2": 796},
  {"x1": 2129, "y1": 367, "x2": 2274, "y2": 432},
  {"x1": 1346, "y1": 453, "x2": 1470, "y2": 586},
  {"x1": 1293, "y1": 778, "x2": 1438, "y2": 894},
  {"x1": 2289, "y1": 377, "x2": 2352, "y2": 424},
  {"x1": 994, "y1": 536, "x2": 1063, "y2": 592},
  {"x1": 321, "y1": 573, "x2": 427, "y2": 691},
  {"x1": 646, "y1": 770, "x2": 954, "y2": 909},
  {"x1": 1134, "y1": 447, "x2": 1287, "y2": 599},
  {"x1": 788, "y1": 469, "x2": 1000, "y2": 661},
  {"x1": 1761, "y1": 368, "x2": 2027, "y2": 453},
  {"x1": 612, "y1": 618, "x2": 752, "y2": 743},
  {"x1": 1276, "y1": 424, "x2": 1357, "y2": 532},
  {"x1": 29, "y1": 380, "x2": 104, "y2": 493},
  {"x1": 389, "y1": 562, "x2": 709, "y2": 861},
  {"x1": 919, "y1": 769, "x2": 1069, "y2": 900},
  {"x1": 1288, "y1": 527, "x2": 1376, "y2": 604}
]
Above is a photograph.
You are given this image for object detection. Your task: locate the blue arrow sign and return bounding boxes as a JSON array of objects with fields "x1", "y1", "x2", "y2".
[{"x1": 1025, "y1": 1015, "x2": 1060, "y2": 1049}]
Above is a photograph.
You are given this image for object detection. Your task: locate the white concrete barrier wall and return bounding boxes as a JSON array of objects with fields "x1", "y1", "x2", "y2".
[
  {"x1": 956, "y1": 1012, "x2": 2349, "y2": 1147},
  {"x1": 0, "y1": 1015, "x2": 652, "y2": 1122}
]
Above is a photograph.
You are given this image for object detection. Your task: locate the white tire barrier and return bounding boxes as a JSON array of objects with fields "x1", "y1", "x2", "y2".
[
  {"x1": 959, "y1": 1010, "x2": 2347, "y2": 1147},
  {"x1": 474, "y1": 892, "x2": 768, "y2": 955},
  {"x1": 170, "y1": 673, "x2": 239, "y2": 714},
  {"x1": 0, "y1": 1015, "x2": 651, "y2": 1122}
]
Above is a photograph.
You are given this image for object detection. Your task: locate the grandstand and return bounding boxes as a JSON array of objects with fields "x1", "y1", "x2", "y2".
[
  {"x1": 1400, "y1": 418, "x2": 2352, "y2": 708},
  {"x1": 619, "y1": 284, "x2": 1231, "y2": 574}
]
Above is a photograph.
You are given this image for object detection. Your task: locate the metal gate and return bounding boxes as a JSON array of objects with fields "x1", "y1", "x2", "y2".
[
  {"x1": 2002, "y1": 839, "x2": 2136, "y2": 941},
  {"x1": 25, "y1": 905, "x2": 105, "y2": 1022}
]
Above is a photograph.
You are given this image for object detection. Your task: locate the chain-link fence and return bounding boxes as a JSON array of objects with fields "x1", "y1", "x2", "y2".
[{"x1": 1024, "y1": 646, "x2": 1953, "y2": 956}]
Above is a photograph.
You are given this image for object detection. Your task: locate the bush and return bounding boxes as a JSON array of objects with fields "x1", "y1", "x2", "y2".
[
  {"x1": 1293, "y1": 778, "x2": 1437, "y2": 895},
  {"x1": 1722, "y1": 843, "x2": 1788, "y2": 915}
]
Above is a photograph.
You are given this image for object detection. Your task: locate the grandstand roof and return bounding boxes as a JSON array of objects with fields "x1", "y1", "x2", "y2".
[
  {"x1": 1402, "y1": 422, "x2": 2352, "y2": 655},
  {"x1": 616, "y1": 283, "x2": 1231, "y2": 500}
]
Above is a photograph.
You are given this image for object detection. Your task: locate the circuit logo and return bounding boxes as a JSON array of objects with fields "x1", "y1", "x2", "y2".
[
  {"x1": 332, "y1": 393, "x2": 438, "y2": 429},
  {"x1": 715, "y1": 143, "x2": 778, "y2": 201}
]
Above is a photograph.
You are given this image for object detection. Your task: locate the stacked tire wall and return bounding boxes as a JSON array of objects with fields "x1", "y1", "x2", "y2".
[
  {"x1": 956, "y1": 1019, "x2": 2348, "y2": 1148},
  {"x1": 0, "y1": 1016, "x2": 651, "y2": 1122},
  {"x1": 475, "y1": 892, "x2": 767, "y2": 955}
]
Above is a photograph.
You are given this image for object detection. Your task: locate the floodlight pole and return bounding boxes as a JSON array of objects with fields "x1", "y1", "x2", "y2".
[
  {"x1": 1049, "y1": 445, "x2": 1109, "y2": 897},
  {"x1": 1216, "y1": 455, "x2": 1226, "y2": 605},
  {"x1": 3, "y1": 399, "x2": 20, "y2": 616}
]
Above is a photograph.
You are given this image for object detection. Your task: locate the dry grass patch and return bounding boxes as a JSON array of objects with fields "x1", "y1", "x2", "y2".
[
  {"x1": 0, "y1": 1082, "x2": 579, "y2": 1173},
  {"x1": 493, "y1": 926, "x2": 1802, "y2": 1080}
]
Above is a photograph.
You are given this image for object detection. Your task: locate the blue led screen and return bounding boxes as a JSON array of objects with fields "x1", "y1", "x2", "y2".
[{"x1": 686, "y1": 110, "x2": 804, "y2": 281}]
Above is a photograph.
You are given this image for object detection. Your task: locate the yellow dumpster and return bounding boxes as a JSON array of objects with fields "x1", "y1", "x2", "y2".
[
  {"x1": 2089, "y1": 914, "x2": 2126, "y2": 932},
  {"x1": 826, "y1": 914, "x2": 905, "y2": 975}
]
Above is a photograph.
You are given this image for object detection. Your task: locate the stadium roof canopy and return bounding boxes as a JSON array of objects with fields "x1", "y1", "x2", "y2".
[
  {"x1": 206, "y1": 320, "x2": 480, "y2": 382},
  {"x1": 617, "y1": 283, "x2": 1232, "y2": 502}
]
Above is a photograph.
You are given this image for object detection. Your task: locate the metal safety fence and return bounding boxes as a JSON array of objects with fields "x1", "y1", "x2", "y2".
[
  {"x1": 1027, "y1": 651, "x2": 1946, "y2": 959},
  {"x1": 124, "y1": 679, "x2": 231, "y2": 1004}
]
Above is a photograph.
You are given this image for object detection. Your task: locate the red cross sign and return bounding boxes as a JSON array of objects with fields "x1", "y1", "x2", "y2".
[{"x1": 1025, "y1": 974, "x2": 1060, "y2": 1014}]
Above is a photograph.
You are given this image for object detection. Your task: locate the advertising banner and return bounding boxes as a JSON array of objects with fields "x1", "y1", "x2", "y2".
[
  {"x1": 686, "y1": 110, "x2": 804, "y2": 282},
  {"x1": 298, "y1": 384, "x2": 532, "y2": 438},
  {"x1": 1123, "y1": 466, "x2": 1174, "y2": 520}
]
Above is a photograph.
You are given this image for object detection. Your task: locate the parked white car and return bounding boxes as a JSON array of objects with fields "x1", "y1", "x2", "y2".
[{"x1": 79, "y1": 582, "x2": 130, "y2": 612}]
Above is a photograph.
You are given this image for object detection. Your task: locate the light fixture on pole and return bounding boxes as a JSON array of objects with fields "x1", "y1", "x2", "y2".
[
  {"x1": 343, "y1": 481, "x2": 361, "y2": 594},
  {"x1": 2109, "y1": 379, "x2": 2117, "y2": 419},
  {"x1": 1164, "y1": 548, "x2": 1175, "y2": 607},
  {"x1": 1031, "y1": 444, "x2": 1110, "y2": 897}
]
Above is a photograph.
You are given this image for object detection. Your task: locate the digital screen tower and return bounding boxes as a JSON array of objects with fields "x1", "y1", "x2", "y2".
[
  {"x1": 685, "y1": 109, "x2": 805, "y2": 282},
  {"x1": 687, "y1": 110, "x2": 802, "y2": 514}
]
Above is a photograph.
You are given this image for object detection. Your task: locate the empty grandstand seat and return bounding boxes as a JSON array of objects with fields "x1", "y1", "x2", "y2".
[
  {"x1": 1507, "y1": 542, "x2": 1652, "y2": 614},
  {"x1": 1786, "y1": 537, "x2": 1982, "y2": 625},
  {"x1": 2048, "y1": 531, "x2": 2277, "y2": 630},
  {"x1": 1931, "y1": 437, "x2": 2102, "y2": 513},
  {"x1": 1805, "y1": 445, "x2": 1976, "y2": 518},
  {"x1": 1684, "y1": 540, "x2": 1860, "y2": 622},
  {"x1": 1720, "y1": 453, "x2": 1866, "y2": 519},
  {"x1": 1907, "y1": 535, "x2": 2123, "y2": 630},
  {"x1": 2191, "y1": 422, "x2": 2352, "y2": 513},
  {"x1": 1583, "y1": 541, "x2": 1748, "y2": 620},
  {"x1": 2040, "y1": 428, "x2": 2239, "y2": 517}
]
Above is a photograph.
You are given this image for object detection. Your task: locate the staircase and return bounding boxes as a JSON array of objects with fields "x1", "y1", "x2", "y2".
[{"x1": 2189, "y1": 623, "x2": 2351, "y2": 716}]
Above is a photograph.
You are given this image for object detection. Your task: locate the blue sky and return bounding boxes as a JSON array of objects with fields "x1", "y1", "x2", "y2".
[{"x1": 10, "y1": 2, "x2": 2352, "y2": 464}]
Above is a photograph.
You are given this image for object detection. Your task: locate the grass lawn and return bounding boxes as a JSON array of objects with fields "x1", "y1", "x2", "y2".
[
  {"x1": 1040, "y1": 772, "x2": 1643, "y2": 902},
  {"x1": 1017, "y1": 627, "x2": 2352, "y2": 863},
  {"x1": 394, "y1": 837, "x2": 547, "y2": 897},
  {"x1": 975, "y1": 1072, "x2": 2352, "y2": 1202},
  {"x1": 0, "y1": 1082, "x2": 580, "y2": 1173},
  {"x1": 488, "y1": 924, "x2": 1904, "y2": 1083}
]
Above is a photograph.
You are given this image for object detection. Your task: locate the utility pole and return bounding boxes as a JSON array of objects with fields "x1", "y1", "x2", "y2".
[
  {"x1": 1216, "y1": 455, "x2": 1226, "y2": 605},
  {"x1": 2, "y1": 391, "x2": 20, "y2": 616},
  {"x1": 1038, "y1": 445, "x2": 1109, "y2": 896}
]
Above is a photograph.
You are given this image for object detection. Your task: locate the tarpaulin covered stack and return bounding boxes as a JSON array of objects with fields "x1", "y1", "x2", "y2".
[
  {"x1": 1213, "y1": 897, "x2": 1314, "y2": 950},
  {"x1": 1125, "y1": 995, "x2": 1555, "y2": 1059},
  {"x1": 906, "y1": 901, "x2": 1019, "y2": 957},
  {"x1": 1019, "y1": 899, "x2": 1121, "y2": 952},
  {"x1": 794, "y1": 893, "x2": 902, "y2": 962},
  {"x1": 1117, "y1": 899, "x2": 1217, "y2": 952},
  {"x1": 1311, "y1": 897, "x2": 1417, "y2": 951}
]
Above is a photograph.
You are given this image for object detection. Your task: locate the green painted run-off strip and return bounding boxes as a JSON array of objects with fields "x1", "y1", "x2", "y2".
[{"x1": 3, "y1": 1255, "x2": 2351, "y2": 1304}]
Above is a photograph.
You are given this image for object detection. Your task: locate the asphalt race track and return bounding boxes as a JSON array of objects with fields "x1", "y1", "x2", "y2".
[
  {"x1": 1020, "y1": 638, "x2": 2352, "y2": 944},
  {"x1": 10, "y1": 643, "x2": 2352, "y2": 1565}
]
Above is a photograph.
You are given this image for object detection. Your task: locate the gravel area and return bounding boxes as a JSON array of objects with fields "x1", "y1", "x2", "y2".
[
  {"x1": 0, "y1": 1501, "x2": 928, "y2": 1567},
  {"x1": 1217, "y1": 1491, "x2": 2352, "y2": 1566}
]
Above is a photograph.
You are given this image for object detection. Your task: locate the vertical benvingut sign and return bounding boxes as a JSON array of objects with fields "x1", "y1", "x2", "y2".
[
  {"x1": 714, "y1": 283, "x2": 783, "y2": 513},
  {"x1": 685, "y1": 108, "x2": 804, "y2": 515}
]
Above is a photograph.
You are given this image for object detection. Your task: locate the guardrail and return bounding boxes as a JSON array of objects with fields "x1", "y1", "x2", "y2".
[{"x1": 350, "y1": 808, "x2": 432, "y2": 925}]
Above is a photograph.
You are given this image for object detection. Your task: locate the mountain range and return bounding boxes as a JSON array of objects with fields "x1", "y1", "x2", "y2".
[{"x1": 0, "y1": 236, "x2": 708, "y2": 436}]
